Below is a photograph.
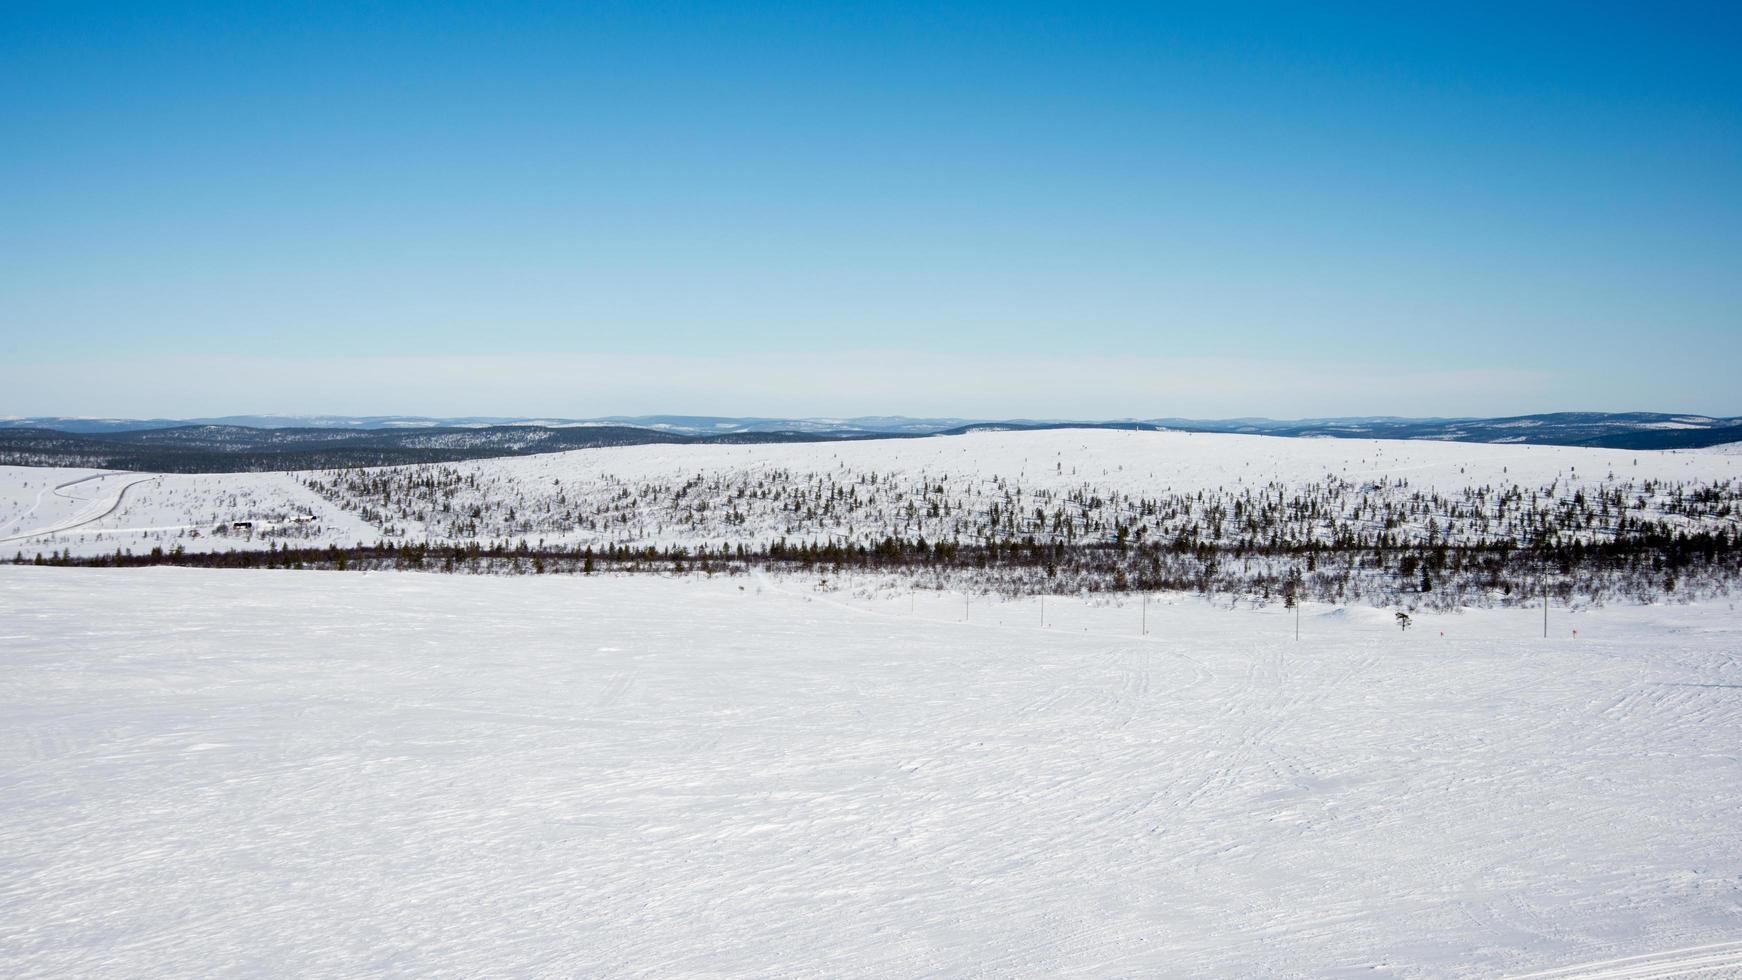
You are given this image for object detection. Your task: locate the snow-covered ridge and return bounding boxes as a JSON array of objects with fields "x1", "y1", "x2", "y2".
[
  {"x1": 302, "y1": 429, "x2": 1737, "y2": 551},
  {"x1": 6, "y1": 431, "x2": 1737, "y2": 568}
]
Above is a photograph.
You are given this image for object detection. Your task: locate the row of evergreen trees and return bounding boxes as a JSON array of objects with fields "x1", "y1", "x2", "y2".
[{"x1": 23, "y1": 525, "x2": 1741, "y2": 608}]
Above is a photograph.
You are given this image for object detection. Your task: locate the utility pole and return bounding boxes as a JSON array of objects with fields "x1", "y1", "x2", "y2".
[{"x1": 1543, "y1": 586, "x2": 1548, "y2": 639}]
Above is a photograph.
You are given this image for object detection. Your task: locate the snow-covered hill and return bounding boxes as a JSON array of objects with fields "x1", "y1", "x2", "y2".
[{"x1": 6, "y1": 430, "x2": 1739, "y2": 567}]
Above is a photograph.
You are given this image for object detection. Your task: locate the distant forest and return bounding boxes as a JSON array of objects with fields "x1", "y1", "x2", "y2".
[
  {"x1": 0, "y1": 424, "x2": 882, "y2": 472},
  {"x1": 28, "y1": 532, "x2": 1741, "y2": 612},
  {"x1": 3, "y1": 412, "x2": 1740, "y2": 472}
]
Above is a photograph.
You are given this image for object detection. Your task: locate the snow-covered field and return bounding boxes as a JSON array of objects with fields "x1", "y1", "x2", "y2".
[{"x1": 4, "y1": 564, "x2": 1739, "y2": 977}]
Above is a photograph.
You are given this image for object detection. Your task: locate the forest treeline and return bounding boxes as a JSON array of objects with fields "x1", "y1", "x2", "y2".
[{"x1": 23, "y1": 525, "x2": 1741, "y2": 610}]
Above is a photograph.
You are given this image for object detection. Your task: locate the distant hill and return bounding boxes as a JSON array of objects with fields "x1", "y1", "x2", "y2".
[
  {"x1": 1, "y1": 412, "x2": 1737, "y2": 472},
  {"x1": 0, "y1": 424, "x2": 880, "y2": 473},
  {"x1": 1137, "y1": 413, "x2": 1742, "y2": 450},
  {"x1": 0, "y1": 414, "x2": 978, "y2": 436}
]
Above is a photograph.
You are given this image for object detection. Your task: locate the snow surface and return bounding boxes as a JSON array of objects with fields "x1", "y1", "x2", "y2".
[{"x1": 3, "y1": 565, "x2": 1739, "y2": 977}]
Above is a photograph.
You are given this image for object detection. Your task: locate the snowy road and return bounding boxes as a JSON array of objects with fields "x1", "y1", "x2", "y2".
[
  {"x1": 0, "y1": 472, "x2": 157, "y2": 546},
  {"x1": 2, "y1": 567, "x2": 1739, "y2": 977}
]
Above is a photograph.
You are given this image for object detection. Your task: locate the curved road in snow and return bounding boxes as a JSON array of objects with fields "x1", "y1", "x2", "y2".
[{"x1": 0, "y1": 472, "x2": 158, "y2": 546}]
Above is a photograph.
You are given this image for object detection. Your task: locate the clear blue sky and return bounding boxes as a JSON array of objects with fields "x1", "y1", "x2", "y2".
[{"x1": 2, "y1": 1, "x2": 1738, "y2": 418}]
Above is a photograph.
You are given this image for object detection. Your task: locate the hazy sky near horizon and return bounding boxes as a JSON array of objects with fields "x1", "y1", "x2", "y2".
[{"x1": 3, "y1": 2, "x2": 1739, "y2": 418}]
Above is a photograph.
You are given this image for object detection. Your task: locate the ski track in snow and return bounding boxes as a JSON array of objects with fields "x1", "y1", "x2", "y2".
[
  {"x1": 1504, "y1": 939, "x2": 1742, "y2": 978},
  {"x1": 2, "y1": 566, "x2": 1739, "y2": 977}
]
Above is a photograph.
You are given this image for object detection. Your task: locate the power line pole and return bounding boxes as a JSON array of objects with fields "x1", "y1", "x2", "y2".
[{"x1": 1543, "y1": 585, "x2": 1548, "y2": 639}]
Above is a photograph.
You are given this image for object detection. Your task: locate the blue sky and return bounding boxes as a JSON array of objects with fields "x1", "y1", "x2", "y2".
[{"x1": 2, "y1": 2, "x2": 1738, "y2": 418}]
